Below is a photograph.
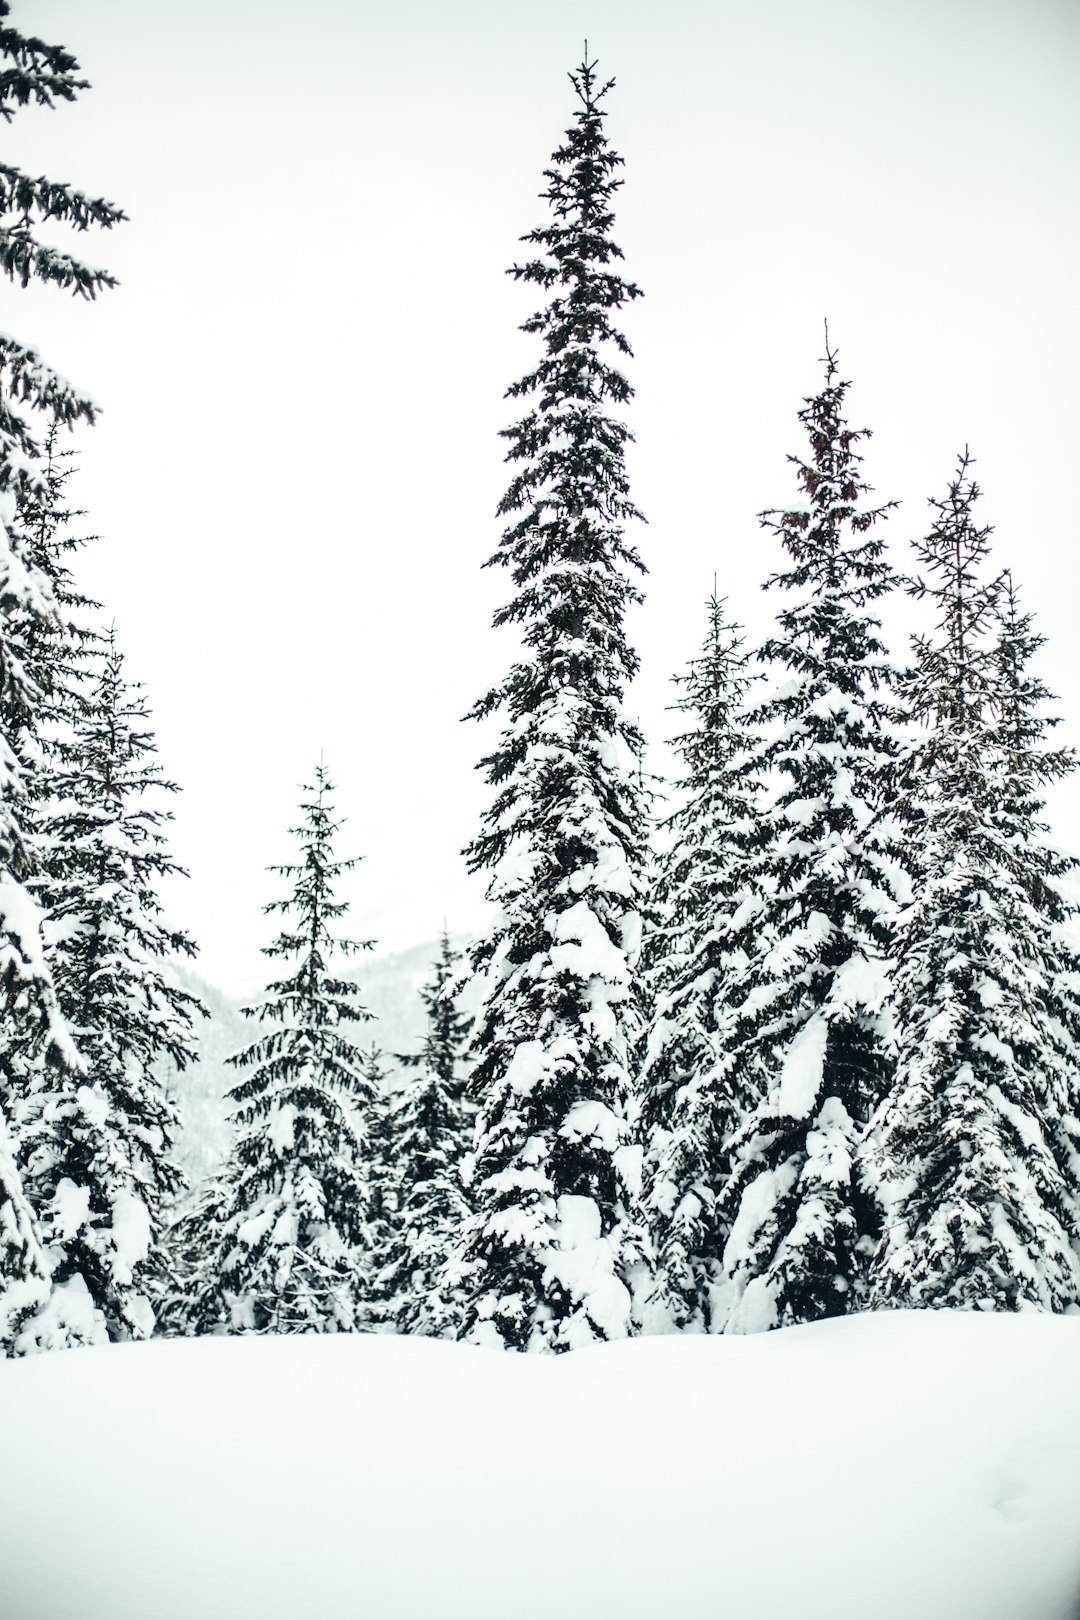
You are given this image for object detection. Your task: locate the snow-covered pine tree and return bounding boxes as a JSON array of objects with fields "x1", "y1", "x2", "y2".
[
  {"x1": 712, "y1": 345, "x2": 907, "y2": 1335},
  {"x1": 4, "y1": 426, "x2": 100, "y2": 763},
  {"x1": 993, "y1": 577, "x2": 1080, "y2": 1251},
  {"x1": 13, "y1": 630, "x2": 203, "y2": 1343},
  {"x1": 153, "y1": 1177, "x2": 230, "y2": 1337},
  {"x1": 174, "y1": 767, "x2": 379, "y2": 1335},
  {"x1": 379, "y1": 931, "x2": 472, "y2": 1335},
  {"x1": 0, "y1": 2, "x2": 122, "y2": 1208},
  {"x1": 636, "y1": 593, "x2": 760, "y2": 1332},
  {"x1": 865, "y1": 464, "x2": 1080, "y2": 1311},
  {"x1": 0, "y1": 434, "x2": 101, "y2": 1106},
  {"x1": 452, "y1": 53, "x2": 648, "y2": 1352},
  {"x1": 355, "y1": 1042, "x2": 396, "y2": 1327},
  {"x1": 0, "y1": 1104, "x2": 49, "y2": 1349},
  {"x1": 0, "y1": 7, "x2": 125, "y2": 1347}
]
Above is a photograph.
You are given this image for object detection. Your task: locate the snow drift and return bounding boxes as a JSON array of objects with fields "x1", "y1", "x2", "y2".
[{"x1": 1, "y1": 1311, "x2": 1079, "y2": 1620}]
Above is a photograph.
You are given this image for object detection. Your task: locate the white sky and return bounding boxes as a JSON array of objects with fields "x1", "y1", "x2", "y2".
[{"x1": 7, "y1": 0, "x2": 1080, "y2": 995}]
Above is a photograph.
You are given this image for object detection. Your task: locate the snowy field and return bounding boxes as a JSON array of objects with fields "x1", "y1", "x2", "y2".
[{"x1": 2, "y1": 1312, "x2": 1079, "y2": 1620}]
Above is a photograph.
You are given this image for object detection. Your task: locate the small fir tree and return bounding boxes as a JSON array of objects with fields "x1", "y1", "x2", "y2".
[
  {"x1": 864, "y1": 464, "x2": 1080, "y2": 1311},
  {"x1": 174, "y1": 768, "x2": 379, "y2": 1335},
  {"x1": 637, "y1": 593, "x2": 760, "y2": 1331},
  {"x1": 712, "y1": 346, "x2": 907, "y2": 1334},
  {"x1": 379, "y1": 931, "x2": 472, "y2": 1335},
  {"x1": 14, "y1": 632, "x2": 203, "y2": 1343},
  {"x1": 453, "y1": 53, "x2": 649, "y2": 1351}
]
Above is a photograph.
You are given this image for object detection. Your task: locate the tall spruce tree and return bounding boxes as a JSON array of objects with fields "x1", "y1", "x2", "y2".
[
  {"x1": 1, "y1": 435, "x2": 101, "y2": 1111},
  {"x1": 452, "y1": 53, "x2": 648, "y2": 1351},
  {"x1": 171, "y1": 768, "x2": 379, "y2": 1335},
  {"x1": 379, "y1": 931, "x2": 472, "y2": 1335},
  {"x1": 0, "y1": 0, "x2": 124, "y2": 1068},
  {"x1": 864, "y1": 462, "x2": 1080, "y2": 1311},
  {"x1": 712, "y1": 346, "x2": 907, "y2": 1334},
  {"x1": 637, "y1": 593, "x2": 760, "y2": 1331},
  {"x1": 14, "y1": 632, "x2": 203, "y2": 1343},
  {"x1": 0, "y1": 0, "x2": 124, "y2": 1343}
]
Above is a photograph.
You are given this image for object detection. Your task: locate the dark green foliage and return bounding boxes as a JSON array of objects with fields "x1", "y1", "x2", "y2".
[
  {"x1": 0, "y1": 0, "x2": 124, "y2": 489},
  {"x1": 379, "y1": 931, "x2": 472, "y2": 1335},
  {"x1": 638, "y1": 593, "x2": 760, "y2": 1331},
  {"x1": 0, "y1": 1107, "x2": 49, "y2": 1349},
  {"x1": 4, "y1": 426, "x2": 101, "y2": 767},
  {"x1": 866, "y1": 462, "x2": 1080, "y2": 1310},
  {"x1": 454, "y1": 55, "x2": 648, "y2": 1351},
  {"x1": 168, "y1": 768, "x2": 379, "y2": 1335},
  {"x1": 15, "y1": 632, "x2": 202, "y2": 1342},
  {"x1": 714, "y1": 348, "x2": 905, "y2": 1333},
  {"x1": 0, "y1": 1, "x2": 122, "y2": 1343}
]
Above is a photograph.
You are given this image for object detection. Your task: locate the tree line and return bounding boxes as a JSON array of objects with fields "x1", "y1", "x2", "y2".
[{"x1": 2, "y1": 12, "x2": 1078, "y2": 1356}]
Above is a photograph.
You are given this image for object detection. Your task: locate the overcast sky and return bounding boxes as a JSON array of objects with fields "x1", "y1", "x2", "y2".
[{"x1": 9, "y1": 0, "x2": 1080, "y2": 995}]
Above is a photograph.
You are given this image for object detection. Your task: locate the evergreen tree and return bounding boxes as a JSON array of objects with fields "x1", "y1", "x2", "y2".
[
  {"x1": 379, "y1": 931, "x2": 472, "y2": 1335},
  {"x1": 4, "y1": 425, "x2": 100, "y2": 764},
  {"x1": 712, "y1": 346, "x2": 906, "y2": 1334},
  {"x1": 992, "y1": 577, "x2": 1080, "y2": 1266},
  {"x1": 0, "y1": 1105, "x2": 48, "y2": 1350},
  {"x1": 14, "y1": 632, "x2": 203, "y2": 1343},
  {"x1": 453, "y1": 53, "x2": 648, "y2": 1351},
  {"x1": 355, "y1": 1042, "x2": 396, "y2": 1327},
  {"x1": 173, "y1": 768, "x2": 378, "y2": 1335},
  {"x1": 0, "y1": 434, "x2": 101, "y2": 1112},
  {"x1": 0, "y1": 0, "x2": 124, "y2": 1338},
  {"x1": 865, "y1": 463, "x2": 1080, "y2": 1311},
  {"x1": 155, "y1": 1171, "x2": 241, "y2": 1339},
  {"x1": 637, "y1": 593, "x2": 760, "y2": 1331},
  {"x1": 0, "y1": 0, "x2": 124, "y2": 1067}
]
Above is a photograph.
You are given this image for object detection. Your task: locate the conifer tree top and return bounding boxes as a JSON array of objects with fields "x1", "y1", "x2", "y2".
[
  {"x1": 906, "y1": 449, "x2": 1007, "y2": 734},
  {"x1": 481, "y1": 49, "x2": 645, "y2": 613},
  {"x1": 753, "y1": 342, "x2": 901, "y2": 741},
  {"x1": 761, "y1": 340, "x2": 896, "y2": 611},
  {"x1": 514, "y1": 51, "x2": 639, "y2": 286},
  {"x1": 995, "y1": 570, "x2": 1072, "y2": 788},
  {"x1": 665, "y1": 591, "x2": 755, "y2": 798},
  {"x1": 240, "y1": 764, "x2": 372, "y2": 1034},
  {"x1": 399, "y1": 928, "x2": 470, "y2": 1091}
]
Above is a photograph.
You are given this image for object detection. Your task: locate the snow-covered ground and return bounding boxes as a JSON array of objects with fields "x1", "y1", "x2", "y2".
[{"x1": 2, "y1": 1311, "x2": 1079, "y2": 1620}]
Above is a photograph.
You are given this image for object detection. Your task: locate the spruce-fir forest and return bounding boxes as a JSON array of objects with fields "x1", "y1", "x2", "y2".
[{"x1": 2, "y1": 7, "x2": 1080, "y2": 1618}]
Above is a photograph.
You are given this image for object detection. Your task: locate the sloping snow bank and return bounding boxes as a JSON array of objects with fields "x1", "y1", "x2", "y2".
[{"x1": 1, "y1": 1311, "x2": 1079, "y2": 1620}]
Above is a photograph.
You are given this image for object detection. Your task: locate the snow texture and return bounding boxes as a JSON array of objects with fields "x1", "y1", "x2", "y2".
[{"x1": 0, "y1": 1312, "x2": 1078, "y2": 1620}]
